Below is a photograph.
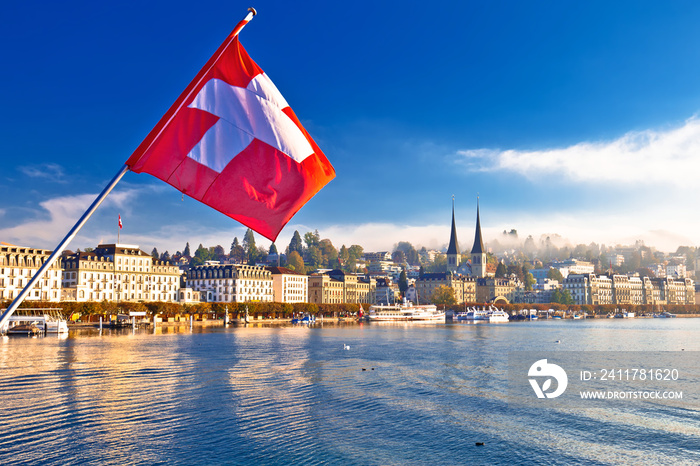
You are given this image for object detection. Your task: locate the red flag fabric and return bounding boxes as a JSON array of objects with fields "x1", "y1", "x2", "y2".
[
  {"x1": 118, "y1": 214, "x2": 123, "y2": 229},
  {"x1": 125, "y1": 26, "x2": 335, "y2": 241}
]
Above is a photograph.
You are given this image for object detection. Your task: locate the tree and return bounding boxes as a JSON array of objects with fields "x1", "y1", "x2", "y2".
[
  {"x1": 318, "y1": 238, "x2": 338, "y2": 268},
  {"x1": 551, "y1": 289, "x2": 573, "y2": 305},
  {"x1": 288, "y1": 230, "x2": 304, "y2": 256},
  {"x1": 425, "y1": 254, "x2": 447, "y2": 273},
  {"x1": 151, "y1": 247, "x2": 159, "y2": 260},
  {"x1": 431, "y1": 285, "x2": 456, "y2": 306},
  {"x1": 507, "y1": 264, "x2": 524, "y2": 282},
  {"x1": 243, "y1": 229, "x2": 256, "y2": 264},
  {"x1": 191, "y1": 244, "x2": 210, "y2": 267},
  {"x1": 229, "y1": 243, "x2": 246, "y2": 264},
  {"x1": 304, "y1": 230, "x2": 321, "y2": 249},
  {"x1": 547, "y1": 267, "x2": 564, "y2": 283},
  {"x1": 287, "y1": 251, "x2": 304, "y2": 271},
  {"x1": 524, "y1": 272, "x2": 536, "y2": 291},
  {"x1": 183, "y1": 242, "x2": 191, "y2": 257},
  {"x1": 230, "y1": 237, "x2": 240, "y2": 255},
  {"x1": 338, "y1": 245, "x2": 350, "y2": 270},
  {"x1": 395, "y1": 241, "x2": 420, "y2": 265},
  {"x1": 398, "y1": 270, "x2": 408, "y2": 295},
  {"x1": 160, "y1": 251, "x2": 171, "y2": 262},
  {"x1": 495, "y1": 262, "x2": 507, "y2": 278},
  {"x1": 392, "y1": 250, "x2": 406, "y2": 264},
  {"x1": 307, "y1": 246, "x2": 322, "y2": 269},
  {"x1": 269, "y1": 243, "x2": 278, "y2": 254}
]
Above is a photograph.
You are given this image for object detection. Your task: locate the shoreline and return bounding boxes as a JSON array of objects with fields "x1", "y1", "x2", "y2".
[{"x1": 66, "y1": 313, "x2": 700, "y2": 329}]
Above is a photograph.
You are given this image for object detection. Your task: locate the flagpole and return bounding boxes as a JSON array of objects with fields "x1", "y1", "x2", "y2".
[
  {"x1": 0, "y1": 164, "x2": 131, "y2": 333},
  {"x1": 0, "y1": 7, "x2": 257, "y2": 333}
]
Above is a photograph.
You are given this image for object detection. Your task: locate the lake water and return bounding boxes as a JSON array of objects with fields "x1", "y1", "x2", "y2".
[{"x1": 1, "y1": 319, "x2": 700, "y2": 465}]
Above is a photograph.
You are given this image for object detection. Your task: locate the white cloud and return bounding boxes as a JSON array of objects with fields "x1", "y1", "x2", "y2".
[
  {"x1": 457, "y1": 117, "x2": 700, "y2": 185},
  {"x1": 18, "y1": 163, "x2": 67, "y2": 182},
  {"x1": 0, "y1": 186, "x2": 153, "y2": 250}
]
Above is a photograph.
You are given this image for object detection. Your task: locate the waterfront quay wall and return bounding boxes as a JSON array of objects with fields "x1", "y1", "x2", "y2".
[
  {"x1": 1, "y1": 300, "x2": 370, "y2": 322},
  {"x1": 492, "y1": 302, "x2": 700, "y2": 317}
]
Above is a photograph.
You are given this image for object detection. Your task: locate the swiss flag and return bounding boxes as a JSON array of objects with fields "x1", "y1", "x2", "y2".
[{"x1": 125, "y1": 22, "x2": 335, "y2": 241}]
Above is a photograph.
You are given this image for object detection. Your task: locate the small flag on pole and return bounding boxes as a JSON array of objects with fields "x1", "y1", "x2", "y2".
[
  {"x1": 124, "y1": 14, "x2": 335, "y2": 241},
  {"x1": 118, "y1": 214, "x2": 123, "y2": 229}
]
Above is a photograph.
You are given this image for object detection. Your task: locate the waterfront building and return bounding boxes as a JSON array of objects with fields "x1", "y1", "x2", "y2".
[
  {"x1": 611, "y1": 274, "x2": 632, "y2": 305},
  {"x1": 308, "y1": 270, "x2": 376, "y2": 304},
  {"x1": 266, "y1": 266, "x2": 308, "y2": 303},
  {"x1": 564, "y1": 273, "x2": 694, "y2": 306},
  {"x1": 590, "y1": 274, "x2": 613, "y2": 305},
  {"x1": 562, "y1": 274, "x2": 612, "y2": 305},
  {"x1": 0, "y1": 243, "x2": 62, "y2": 302},
  {"x1": 62, "y1": 244, "x2": 180, "y2": 302},
  {"x1": 187, "y1": 263, "x2": 273, "y2": 303},
  {"x1": 446, "y1": 199, "x2": 461, "y2": 273},
  {"x1": 178, "y1": 288, "x2": 202, "y2": 304},
  {"x1": 629, "y1": 276, "x2": 644, "y2": 305},
  {"x1": 475, "y1": 277, "x2": 517, "y2": 304},
  {"x1": 416, "y1": 273, "x2": 476, "y2": 304},
  {"x1": 563, "y1": 274, "x2": 589, "y2": 305}
]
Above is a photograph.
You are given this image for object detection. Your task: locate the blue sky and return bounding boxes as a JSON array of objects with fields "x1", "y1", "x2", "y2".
[{"x1": 3, "y1": 1, "x2": 700, "y2": 255}]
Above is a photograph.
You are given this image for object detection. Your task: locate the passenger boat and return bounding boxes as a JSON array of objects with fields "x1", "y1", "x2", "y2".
[
  {"x1": 454, "y1": 306, "x2": 509, "y2": 323},
  {"x1": 368, "y1": 302, "x2": 445, "y2": 322},
  {"x1": 5, "y1": 312, "x2": 68, "y2": 334}
]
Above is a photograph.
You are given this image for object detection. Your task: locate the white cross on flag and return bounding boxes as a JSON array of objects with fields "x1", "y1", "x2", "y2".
[{"x1": 125, "y1": 22, "x2": 335, "y2": 241}]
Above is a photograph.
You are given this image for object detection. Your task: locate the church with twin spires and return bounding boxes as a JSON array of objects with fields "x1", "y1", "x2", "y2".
[
  {"x1": 446, "y1": 197, "x2": 487, "y2": 278},
  {"x1": 416, "y1": 197, "x2": 516, "y2": 305}
]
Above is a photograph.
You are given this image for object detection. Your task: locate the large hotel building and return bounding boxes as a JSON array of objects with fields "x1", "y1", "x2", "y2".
[
  {"x1": 61, "y1": 244, "x2": 180, "y2": 302},
  {"x1": 0, "y1": 243, "x2": 62, "y2": 302}
]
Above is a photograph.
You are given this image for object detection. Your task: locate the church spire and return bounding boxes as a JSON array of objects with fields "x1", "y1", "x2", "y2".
[
  {"x1": 447, "y1": 196, "x2": 459, "y2": 255},
  {"x1": 470, "y1": 196, "x2": 487, "y2": 278},
  {"x1": 446, "y1": 196, "x2": 460, "y2": 273},
  {"x1": 471, "y1": 196, "x2": 485, "y2": 254}
]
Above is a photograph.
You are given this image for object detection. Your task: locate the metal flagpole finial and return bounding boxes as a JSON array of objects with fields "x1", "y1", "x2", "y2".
[{"x1": 248, "y1": 7, "x2": 257, "y2": 16}]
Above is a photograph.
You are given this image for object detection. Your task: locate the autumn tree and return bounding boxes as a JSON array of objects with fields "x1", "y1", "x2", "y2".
[
  {"x1": 431, "y1": 285, "x2": 456, "y2": 306},
  {"x1": 287, "y1": 251, "x2": 304, "y2": 271}
]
